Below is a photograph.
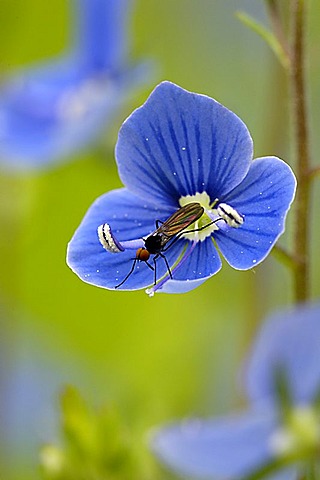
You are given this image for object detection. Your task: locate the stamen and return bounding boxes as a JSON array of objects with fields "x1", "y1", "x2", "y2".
[
  {"x1": 216, "y1": 203, "x2": 244, "y2": 227},
  {"x1": 97, "y1": 223, "x2": 124, "y2": 253}
]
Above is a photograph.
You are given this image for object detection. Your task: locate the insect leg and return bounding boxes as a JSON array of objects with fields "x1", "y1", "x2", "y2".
[
  {"x1": 151, "y1": 254, "x2": 171, "y2": 286},
  {"x1": 158, "y1": 252, "x2": 173, "y2": 279},
  {"x1": 179, "y1": 218, "x2": 222, "y2": 235},
  {"x1": 155, "y1": 219, "x2": 165, "y2": 229},
  {"x1": 145, "y1": 261, "x2": 154, "y2": 271},
  {"x1": 152, "y1": 254, "x2": 158, "y2": 285},
  {"x1": 162, "y1": 218, "x2": 222, "y2": 252},
  {"x1": 115, "y1": 257, "x2": 138, "y2": 289}
]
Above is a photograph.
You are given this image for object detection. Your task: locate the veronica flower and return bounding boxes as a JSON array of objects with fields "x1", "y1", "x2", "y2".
[
  {"x1": 151, "y1": 302, "x2": 320, "y2": 479},
  {"x1": 67, "y1": 81, "x2": 296, "y2": 295},
  {"x1": 0, "y1": 0, "x2": 144, "y2": 171}
]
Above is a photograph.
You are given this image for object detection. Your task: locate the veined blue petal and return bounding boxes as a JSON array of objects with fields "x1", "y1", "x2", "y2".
[
  {"x1": 245, "y1": 303, "x2": 320, "y2": 407},
  {"x1": 170, "y1": 238, "x2": 221, "y2": 281},
  {"x1": 67, "y1": 82, "x2": 295, "y2": 294},
  {"x1": 116, "y1": 81, "x2": 253, "y2": 206},
  {"x1": 153, "y1": 276, "x2": 212, "y2": 295},
  {"x1": 67, "y1": 189, "x2": 188, "y2": 290},
  {"x1": 148, "y1": 238, "x2": 222, "y2": 294},
  {"x1": 73, "y1": 0, "x2": 132, "y2": 72},
  {"x1": 151, "y1": 410, "x2": 295, "y2": 479},
  {"x1": 214, "y1": 157, "x2": 296, "y2": 269}
]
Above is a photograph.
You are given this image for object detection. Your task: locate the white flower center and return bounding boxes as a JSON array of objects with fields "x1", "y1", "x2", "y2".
[
  {"x1": 179, "y1": 192, "x2": 219, "y2": 242},
  {"x1": 179, "y1": 192, "x2": 244, "y2": 242}
]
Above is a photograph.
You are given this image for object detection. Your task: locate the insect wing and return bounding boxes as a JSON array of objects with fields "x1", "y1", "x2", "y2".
[{"x1": 157, "y1": 202, "x2": 204, "y2": 238}]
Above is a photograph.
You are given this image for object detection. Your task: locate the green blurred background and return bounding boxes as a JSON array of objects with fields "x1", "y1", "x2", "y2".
[{"x1": 0, "y1": 1, "x2": 319, "y2": 479}]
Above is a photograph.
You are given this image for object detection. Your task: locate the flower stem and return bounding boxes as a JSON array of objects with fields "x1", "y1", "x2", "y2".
[
  {"x1": 264, "y1": 0, "x2": 312, "y2": 301},
  {"x1": 266, "y1": 0, "x2": 291, "y2": 68},
  {"x1": 308, "y1": 165, "x2": 320, "y2": 180},
  {"x1": 272, "y1": 245, "x2": 298, "y2": 271},
  {"x1": 290, "y1": 0, "x2": 311, "y2": 301}
]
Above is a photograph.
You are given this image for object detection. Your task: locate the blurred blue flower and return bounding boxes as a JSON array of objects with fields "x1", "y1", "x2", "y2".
[
  {"x1": 0, "y1": 0, "x2": 146, "y2": 171},
  {"x1": 151, "y1": 302, "x2": 320, "y2": 479},
  {"x1": 67, "y1": 81, "x2": 296, "y2": 295}
]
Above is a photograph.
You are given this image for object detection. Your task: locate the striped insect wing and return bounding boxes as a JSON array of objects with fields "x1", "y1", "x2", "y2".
[
  {"x1": 158, "y1": 202, "x2": 204, "y2": 237},
  {"x1": 114, "y1": 203, "x2": 205, "y2": 289}
]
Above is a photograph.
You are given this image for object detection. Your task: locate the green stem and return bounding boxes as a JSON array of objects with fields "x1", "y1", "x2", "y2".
[
  {"x1": 272, "y1": 245, "x2": 299, "y2": 271},
  {"x1": 266, "y1": 0, "x2": 291, "y2": 67},
  {"x1": 308, "y1": 165, "x2": 320, "y2": 180},
  {"x1": 290, "y1": 0, "x2": 311, "y2": 302}
]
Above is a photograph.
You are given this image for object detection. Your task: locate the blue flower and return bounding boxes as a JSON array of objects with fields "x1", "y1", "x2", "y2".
[
  {"x1": 67, "y1": 81, "x2": 296, "y2": 295},
  {"x1": 151, "y1": 302, "x2": 320, "y2": 479},
  {"x1": 0, "y1": 0, "x2": 145, "y2": 171}
]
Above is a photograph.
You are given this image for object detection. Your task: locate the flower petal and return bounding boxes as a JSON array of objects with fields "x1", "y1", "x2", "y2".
[
  {"x1": 67, "y1": 188, "x2": 191, "y2": 290},
  {"x1": 152, "y1": 276, "x2": 212, "y2": 295},
  {"x1": 116, "y1": 81, "x2": 253, "y2": 206},
  {"x1": 151, "y1": 410, "x2": 296, "y2": 479},
  {"x1": 0, "y1": 0, "x2": 147, "y2": 171},
  {"x1": 245, "y1": 303, "x2": 320, "y2": 407},
  {"x1": 215, "y1": 157, "x2": 296, "y2": 269},
  {"x1": 0, "y1": 59, "x2": 143, "y2": 170},
  {"x1": 74, "y1": 0, "x2": 131, "y2": 72},
  {"x1": 150, "y1": 237, "x2": 222, "y2": 294}
]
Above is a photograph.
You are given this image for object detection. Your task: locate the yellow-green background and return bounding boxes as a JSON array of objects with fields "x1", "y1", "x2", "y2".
[{"x1": 0, "y1": 1, "x2": 319, "y2": 479}]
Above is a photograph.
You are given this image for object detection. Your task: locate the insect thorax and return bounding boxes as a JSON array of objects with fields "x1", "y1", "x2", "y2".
[{"x1": 144, "y1": 234, "x2": 163, "y2": 254}]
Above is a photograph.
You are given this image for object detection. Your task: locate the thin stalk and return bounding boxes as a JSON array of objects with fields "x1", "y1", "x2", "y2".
[
  {"x1": 290, "y1": 0, "x2": 311, "y2": 301},
  {"x1": 272, "y1": 245, "x2": 299, "y2": 271},
  {"x1": 308, "y1": 165, "x2": 320, "y2": 180},
  {"x1": 266, "y1": 0, "x2": 291, "y2": 68}
]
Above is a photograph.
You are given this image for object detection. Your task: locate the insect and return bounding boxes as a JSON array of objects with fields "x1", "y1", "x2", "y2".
[
  {"x1": 113, "y1": 202, "x2": 209, "y2": 288},
  {"x1": 98, "y1": 201, "x2": 244, "y2": 289}
]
